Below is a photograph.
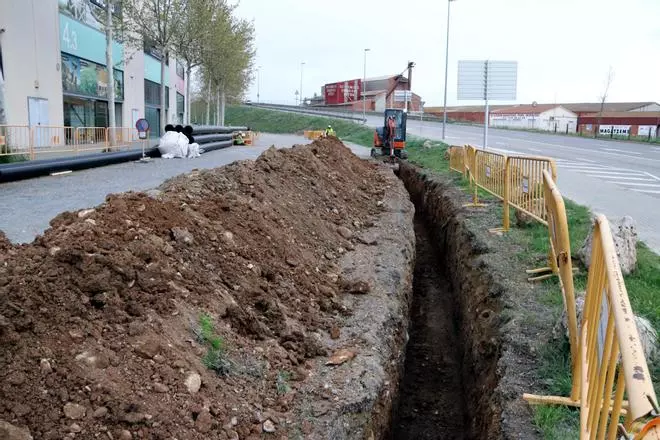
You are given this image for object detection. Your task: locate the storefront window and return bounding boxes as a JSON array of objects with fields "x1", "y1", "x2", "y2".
[
  {"x1": 63, "y1": 96, "x2": 122, "y2": 128},
  {"x1": 144, "y1": 80, "x2": 169, "y2": 108},
  {"x1": 61, "y1": 53, "x2": 124, "y2": 100}
]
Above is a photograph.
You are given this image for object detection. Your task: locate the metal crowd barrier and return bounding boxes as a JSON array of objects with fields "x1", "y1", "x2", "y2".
[
  {"x1": 505, "y1": 155, "x2": 557, "y2": 227},
  {"x1": 579, "y1": 215, "x2": 659, "y2": 439},
  {"x1": 474, "y1": 149, "x2": 508, "y2": 200},
  {"x1": 0, "y1": 125, "x2": 149, "y2": 160},
  {"x1": 448, "y1": 146, "x2": 465, "y2": 174},
  {"x1": 0, "y1": 125, "x2": 31, "y2": 157},
  {"x1": 523, "y1": 171, "x2": 581, "y2": 405}
]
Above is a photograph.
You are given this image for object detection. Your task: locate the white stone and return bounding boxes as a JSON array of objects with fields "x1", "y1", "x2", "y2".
[
  {"x1": 578, "y1": 215, "x2": 637, "y2": 275},
  {"x1": 185, "y1": 372, "x2": 202, "y2": 394}
]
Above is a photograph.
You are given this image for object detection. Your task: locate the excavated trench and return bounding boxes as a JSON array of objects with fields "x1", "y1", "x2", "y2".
[
  {"x1": 383, "y1": 162, "x2": 517, "y2": 440},
  {"x1": 391, "y1": 217, "x2": 469, "y2": 439}
]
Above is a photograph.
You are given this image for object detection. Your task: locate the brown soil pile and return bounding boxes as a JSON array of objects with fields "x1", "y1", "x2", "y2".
[{"x1": 0, "y1": 138, "x2": 386, "y2": 439}]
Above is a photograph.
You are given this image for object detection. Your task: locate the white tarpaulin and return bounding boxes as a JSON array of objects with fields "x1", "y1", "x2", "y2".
[{"x1": 158, "y1": 132, "x2": 190, "y2": 159}]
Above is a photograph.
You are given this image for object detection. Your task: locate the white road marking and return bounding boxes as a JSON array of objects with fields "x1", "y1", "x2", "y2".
[
  {"x1": 562, "y1": 165, "x2": 619, "y2": 171},
  {"x1": 610, "y1": 182, "x2": 660, "y2": 187},
  {"x1": 594, "y1": 176, "x2": 655, "y2": 181},
  {"x1": 645, "y1": 172, "x2": 660, "y2": 181},
  {"x1": 562, "y1": 165, "x2": 638, "y2": 173},
  {"x1": 488, "y1": 136, "x2": 660, "y2": 162},
  {"x1": 603, "y1": 148, "x2": 642, "y2": 155},
  {"x1": 631, "y1": 189, "x2": 660, "y2": 194},
  {"x1": 584, "y1": 171, "x2": 648, "y2": 177}
]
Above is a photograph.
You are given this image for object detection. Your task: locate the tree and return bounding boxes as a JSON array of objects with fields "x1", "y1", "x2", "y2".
[
  {"x1": 104, "y1": 1, "x2": 117, "y2": 144},
  {"x1": 201, "y1": 2, "x2": 255, "y2": 125},
  {"x1": 121, "y1": 0, "x2": 185, "y2": 134},
  {"x1": 596, "y1": 66, "x2": 615, "y2": 138},
  {"x1": 171, "y1": 0, "x2": 215, "y2": 124}
]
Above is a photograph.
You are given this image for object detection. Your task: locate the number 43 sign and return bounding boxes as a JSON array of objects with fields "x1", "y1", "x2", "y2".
[{"x1": 62, "y1": 22, "x2": 78, "y2": 51}]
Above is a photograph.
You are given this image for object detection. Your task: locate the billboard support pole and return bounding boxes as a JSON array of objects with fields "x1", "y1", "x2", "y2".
[{"x1": 483, "y1": 60, "x2": 489, "y2": 149}]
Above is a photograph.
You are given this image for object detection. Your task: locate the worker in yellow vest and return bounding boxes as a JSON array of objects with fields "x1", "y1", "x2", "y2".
[{"x1": 324, "y1": 125, "x2": 336, "y2": 137}]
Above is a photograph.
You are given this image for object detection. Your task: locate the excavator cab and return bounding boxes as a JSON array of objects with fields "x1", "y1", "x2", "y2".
[{"x1": 371, "y1": 108, "x2": 408, "y2": 160}]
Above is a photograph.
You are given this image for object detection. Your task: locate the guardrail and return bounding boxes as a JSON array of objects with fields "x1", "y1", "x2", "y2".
[{"x1": 248, "y1": 103, "x2": 366, "y2": 122}]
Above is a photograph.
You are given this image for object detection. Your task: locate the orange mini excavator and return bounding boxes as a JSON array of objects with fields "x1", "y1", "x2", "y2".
[{"x1": 371, "y1": 108, "x2": 408, "y2": 161}]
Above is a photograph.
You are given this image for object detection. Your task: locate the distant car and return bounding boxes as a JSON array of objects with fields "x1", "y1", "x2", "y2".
[{"x1": 244, "y1": 100, "x2": 252, "y2": 105}]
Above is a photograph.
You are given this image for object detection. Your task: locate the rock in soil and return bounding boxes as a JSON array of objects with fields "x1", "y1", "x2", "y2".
[
  {"x1": 578, "y1": 215, "x2": 638, "y2": 275},
  {"x1": 185, "y1": 372, "x2": 202, "y2": 394},
  {"x1": 0, "y1": 137, "x2": 390, "y2": 439},
  {"x1": 0, "y1": 421, "x2": 33, "y2": 440},
  {"x1": 63, "y1": 403, "x2": 86, "y2": 420},
  {"x1": 262, "y1": 420, "x2": 276, "y2": 433},
  {"x1": 555, "y1": 292, "x2": 658, "y2": 362}
]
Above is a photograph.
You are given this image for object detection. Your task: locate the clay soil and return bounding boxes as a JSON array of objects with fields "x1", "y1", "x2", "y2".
[
  {"x1": 0, "y1": 138, "x2": 388, "y2": 439},
  {"x1": 391, "y1": 218, "x2": 469, "y2": 440}
]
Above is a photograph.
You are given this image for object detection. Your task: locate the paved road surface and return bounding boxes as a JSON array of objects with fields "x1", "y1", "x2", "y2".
[
  {"x1": 359, "y1": 113, "x2": 660, "y2": 253},
  {"x1": 0, "y1": 134, "x2": 370, "y2": 244}
]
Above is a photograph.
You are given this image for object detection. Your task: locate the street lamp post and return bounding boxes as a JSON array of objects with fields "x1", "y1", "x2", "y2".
[
  {"x1": 442, "y1": 0, "x2": 456, "y2": 140},
  {"x1": 363, "y1": 48, "x2": 370, "y2": 123},
  {"x1": 299, "y1": 62, "x2": 306, "y2": 106},
  {"x1": 257, "y1": 66, "x2": 261, "y2": 103}
]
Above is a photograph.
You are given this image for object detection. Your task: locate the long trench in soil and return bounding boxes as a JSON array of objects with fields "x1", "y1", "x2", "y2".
[{"x1": 391, "y1": 216, "x2": 470, "y2": 440}]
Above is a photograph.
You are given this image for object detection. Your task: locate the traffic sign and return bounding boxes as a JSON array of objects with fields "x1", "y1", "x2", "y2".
[{"x1": 135, "y1": 118, "x2": 150, "y2": 139}]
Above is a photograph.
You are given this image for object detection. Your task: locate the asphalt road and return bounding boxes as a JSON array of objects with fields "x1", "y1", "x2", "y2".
[
  {"x1": 395, "y1": 116, "x2": 660, "y2": 253},
  {"x1": 0, "y1": 134, "x2": 370, "y2": 244}
]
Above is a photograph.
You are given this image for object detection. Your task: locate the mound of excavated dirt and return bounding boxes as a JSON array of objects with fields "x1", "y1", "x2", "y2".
[{"x1": 0, "y1": 138, "x2": 388, "y2": 439}]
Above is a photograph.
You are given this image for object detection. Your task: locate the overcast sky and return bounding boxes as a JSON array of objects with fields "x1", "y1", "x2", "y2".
[{"x1": 234, "y1": 0, "x2": 660, "y2": 107}]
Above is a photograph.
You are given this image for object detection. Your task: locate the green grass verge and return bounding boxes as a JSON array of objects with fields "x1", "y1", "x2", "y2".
[
  {"x1": 226, "y1": 105, "x2": 434, "y2": 152},
  {"x1": 226, "y1": 105, "x2": 375, "y2": 147},
  {"x1": 407, "y1": 141, "x2": 660, "y2": 440}
]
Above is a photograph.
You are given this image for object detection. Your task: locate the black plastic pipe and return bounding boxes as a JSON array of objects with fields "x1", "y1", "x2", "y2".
[{"x1": 0, "y1": 127, "x2": 245, "y2": 183}]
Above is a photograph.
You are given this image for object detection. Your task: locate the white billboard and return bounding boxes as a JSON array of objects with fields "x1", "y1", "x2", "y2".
[
  {"x1": 394, "y1": 90, "x2": 413, "y2": 102},
  {"x1": 457, "y1": 60, "x2": 518, "y2": 101}
]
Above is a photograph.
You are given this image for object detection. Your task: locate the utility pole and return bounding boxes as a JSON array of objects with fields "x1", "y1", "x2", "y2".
[
  {"x1": 363, "y1": 48, "x2": 370, "y2": 123},
  {"x1": 483, "y1": 60, "x2": 489, "y2": 149},
  {"x1": 442, "y1": 0, "x2": 456, "y2": 140},
  {"x1": 257, "y1": 66, "x2": 261, "y2": 103},
  {"x1": 299, "y1": 62, "x2": 306, "y2": 106}
]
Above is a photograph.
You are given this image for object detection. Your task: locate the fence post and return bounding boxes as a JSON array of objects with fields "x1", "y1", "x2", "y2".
[
  {"x1": 503, "y1": 157, "x2": 510, "y2": 231},
  {"x1": 29, "y1": 127, "x2": 35, "y2": 160}
]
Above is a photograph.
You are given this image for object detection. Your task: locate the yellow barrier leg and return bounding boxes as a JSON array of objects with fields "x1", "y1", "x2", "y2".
[
  {"x1": 462, "y1": 173, "x2": 487, "y2": 208},
  {"x1": 522, "y1": 394, "x2": 629, "y2": 417}
]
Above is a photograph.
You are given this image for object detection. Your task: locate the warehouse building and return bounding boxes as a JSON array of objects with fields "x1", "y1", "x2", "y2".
[
  {"x1": 424, "y1": 102, "x2": 660, "y2": 135},
  {"x1": 577, "y1": 112, "x2": 660, "y2": 138},
  {"x1": 563, "y1": 102, "x2": 660, "y2": 117},
  {"x1": 490, "y1": 104, "x2": 578, "y2": 133},
  {"x1": 315, "y1": 74, "x2": 423, "y2": 112},
  {"x1": 0, "y1": 0, "x2": 189, "y2": 136}
]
